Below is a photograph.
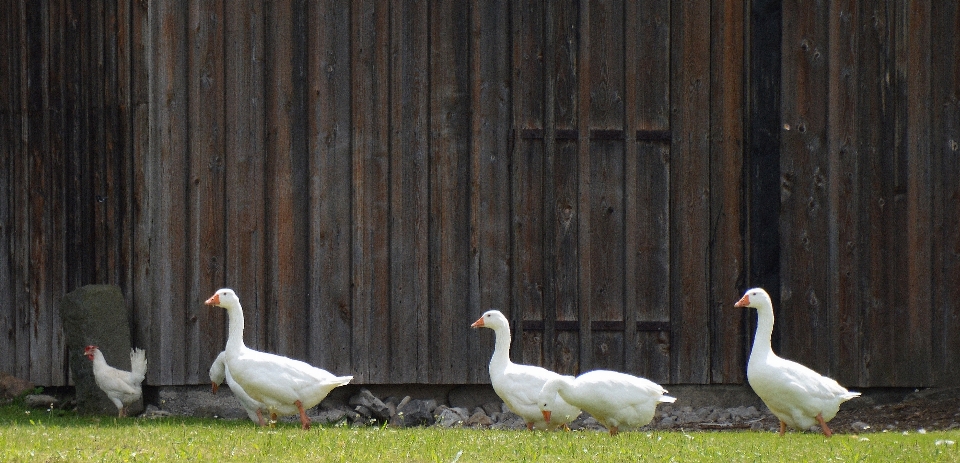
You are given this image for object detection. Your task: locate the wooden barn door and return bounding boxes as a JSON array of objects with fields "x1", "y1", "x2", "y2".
[{"x1": 509, "y1": 0, "x2": 745, "y2": 384}]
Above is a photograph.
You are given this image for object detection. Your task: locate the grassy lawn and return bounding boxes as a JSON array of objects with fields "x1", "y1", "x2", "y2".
[{"x1": 2, "y1": 404, "x2": 959, "y2": 462}]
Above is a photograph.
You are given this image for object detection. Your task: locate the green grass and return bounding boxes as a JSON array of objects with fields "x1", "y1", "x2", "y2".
[{"x1": 2, "y1": 404, "x2": 959, "y2": 462}]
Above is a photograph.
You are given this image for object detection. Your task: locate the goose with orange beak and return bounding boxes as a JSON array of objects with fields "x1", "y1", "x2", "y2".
[
  {"x1": 735, "y1": 288, "x2": 860, "y2": 437},
  {"x1": 205, "y1": 288, "x2": 352, "y2": 429}
]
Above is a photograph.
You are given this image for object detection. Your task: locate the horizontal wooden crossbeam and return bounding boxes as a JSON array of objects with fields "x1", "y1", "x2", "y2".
[
  {"x1": 515, "y1": 128, "x2": 671, "y2": 142},
  {"x1": 520, "y1": 320, "x2": 671, "y2": 332}
]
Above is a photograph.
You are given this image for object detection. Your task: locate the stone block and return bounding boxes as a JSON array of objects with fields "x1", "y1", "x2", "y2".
[{"x1": 59, "y1": 284, "x2": 143, "y2": 416}]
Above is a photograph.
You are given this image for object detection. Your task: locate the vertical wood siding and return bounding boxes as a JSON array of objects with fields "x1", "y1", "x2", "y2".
[
  {"x1": 1, "y1": 0, "x2": 958, "y2": 389},
  {"x1": 777, "y1": 0, "x2": 958, "y2": 387}
]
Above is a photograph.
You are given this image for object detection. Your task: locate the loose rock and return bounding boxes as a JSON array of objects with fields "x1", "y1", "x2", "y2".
[
  {"x1": 467, "y1": 410, "x2": 494, "y2": 427},
  {"x1": 349, "y1": 388, "x2": 391, "y2": 421},
  {"x1": 435, "y1": 406, "x2": 470, "y2": 427},
  {"x1": 850, "y1": 421, "x2": 871, "y2": 432},
  {"x1": 0, "y1": 373, "x2": 34, "y2": 400},
  {"x1": 24, "y1": 394, "x2": 59, "y2": 409},
  {"x1": 392, "y1": 397, "x2": 437, "y2": 427}
]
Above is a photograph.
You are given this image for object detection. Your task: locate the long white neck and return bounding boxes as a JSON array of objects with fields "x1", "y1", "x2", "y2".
[
  {"x1": 488, "y1": 324, "x2": 513, "y2": 374},
  {"x1": 750, "y1": 303, "x2": 776, "y2": 363},
  {"x1": 547, "y1": 376, "x2": 573, "y2": 396},
  {"x1": 545, "y1": 376, "x2": 577, "y2": 407},
  {"x1": 91, "y1": 350, "x2": 108, "y2": 371},
  {"x1": 225, "y1": 304, "x2": 246, "y2": 352}
]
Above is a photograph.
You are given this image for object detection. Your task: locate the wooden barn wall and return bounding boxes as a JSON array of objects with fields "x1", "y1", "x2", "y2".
[
  {"x1": 776, "y1": 0, "x2": 960, "y2": 388},
  {"x1": 0, "y1": 1, "x2": 136, "y2": 385},
  {"x1": 1, "y1": 0, "x2": 957, "y2": 389}
]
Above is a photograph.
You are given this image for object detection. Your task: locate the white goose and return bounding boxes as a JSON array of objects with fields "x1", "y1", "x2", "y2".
[
  {"x1": 471, "y1": 310, "x2": 581, "y2": 430},
  {"x1": 206, "y1": 288, "x2": 353, "y2": 429},
  {"x1": 735, "y1": 287, "x2": 860, "y2": 437},
  {"x1": 539, "y1": 370, "x2": 675, "y2": 435},
  {"x1": 209, "y1": 351, "x2": 268, "y2": 424}
]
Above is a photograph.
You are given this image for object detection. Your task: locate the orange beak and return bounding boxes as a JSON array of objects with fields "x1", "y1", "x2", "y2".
[
  {"x1": 205, "y1": 293, "x2": 220, "y2": 306},
  {"x1": 734, "y1": 294, "x2": 750, "y2": 307},
  {"x1": 470, "y1": 317, "x2": 484, "y2": 328},
  {"x1": 211, "y1": 382, "x2": 219, "y2": 394},
  {"x1": 542, "y1": 410, "x2": 551, "y2": 423}
]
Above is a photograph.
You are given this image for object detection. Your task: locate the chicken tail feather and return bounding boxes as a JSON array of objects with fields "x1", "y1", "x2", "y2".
[{"x1": 129, "y1": 348, "x2": 147, "y2": 383}]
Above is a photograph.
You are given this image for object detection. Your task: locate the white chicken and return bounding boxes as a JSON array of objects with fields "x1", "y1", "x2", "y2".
[{"x1": 84, "y1": 345, "x2": 147, "y2": 417}]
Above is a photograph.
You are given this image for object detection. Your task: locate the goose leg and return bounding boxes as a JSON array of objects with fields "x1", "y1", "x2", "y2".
[
  {"x1": 778, "y1": 420, "x2": 786, "y2": 436},
  {"x1": 526, "y1": 422, "x2": 534, "y2": 431},
  {"x1": 609, "y1": 426, "x2": 619, "y2": 436},
  {"x1": 296, "y1": 400, "x2": 311, "y2": 430},
  {"x1": 816, "y1": 413, "x2": 833, "y2": 438},
  {"x1": 255, "y1": 409, "x2": 267, "y2": 427}
]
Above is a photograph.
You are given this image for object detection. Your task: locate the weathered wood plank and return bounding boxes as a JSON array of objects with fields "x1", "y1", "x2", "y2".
[
  {"x1": 50, "y1": 0, "x2": 71, "y2": 385},
  {"x1": 575, "y1": 0, "x2": 593, "y2": 375},
  {"x1": 264, "y1": 0, "x2": 309, "y2": 360},
  {"x1": 389, "y1": 0, "x2": 430, "y2": 383},
  {"x1": 26, "y1": 0, "x2": 56, "y2": 384},
  {"x1": 898, "y1": 0, "x2": 932, "y2": 386},
  {"x1": 113, "y1": 0, "x2": 135, "y2": 308},
  {"x1": 101, "y1": 0, "x2": 134, "y2": 310},
  {"x1": 747, "y1": 0, "x2": 781, "y2": 313},
  {"x1": 588, "y1": 0, "x2": 623, "y2": 130},
  {"x1": 9, "y1": 56, "x2": 29, "y2": 380},
  {"x1": 428, "y1": 0, "x2": 471, "y2": 384},
  {"x1": 586, "y1": 0, "x2": 624, "y2": 372},
  {"x1": 350, "y1": 0, "x2": 391, "y2": 384},
  {"x1": 513, "y1": 138, "x2": 547, "y2": 368},
  {"x1": 511, "y1": 0, "x2": 546, "y2": 367},
  {"x1": 931, "y1": 0, "x2": 960, "y2": 385},
  {"x1": 588, "y1": 138, "x2": 625, "y2": 371},
  {"x1": 186, "y1": 0, "x2": 226, "y2": 384},
  {"x1": 149, "y1": 0, "x2": 190, "y2": 384},
  {"x1": 223, "y1": 0, "x2": 266, "y2": 353},
  {"x1": 61, "y1": 0, "x2": 90, "y2": 293},
  {"x1": 90, "y1": 0, "x2": 110, "y2": 287},
  {"x1": 553, "y1": 139, "x2": 579, "y2": 376},
  {"x1": 0, "y1": 0, "x2": 16, "y2": 377},
  {"x1": 855, "y1": 0, "x2": 894, "y2": 386},
  {"x1": 670, "y1": 0, "x2": 711, "y2": 383},
  {"x1": 631, "y1": 140, "x2": 671, "y2": 382},
  {"x1": 471, "y1": 0, "x2": 512, "y2": 382},
  {"x1": 636, "y1": 0, "x2": 670, "y2": 131},
  {"x1": 709, "y1": 0, "x2": 746, "y2": 384},
  {"x1": 780, "y1": 0, "x2": 833, "y2": 377},
  {"x1": 626, "y1": 0, "x2": 671, "y2": 380},
  {"x1": 129, "y1": 0, "x2": 153, "y2": 380},
  {"x1": 305, "y1": 0, "x2": 353, "y2": 376},
  {"x1": 623, "y1": 0, "x2": 640, "y2": 379},
  {"x1": 827, "y1": 0, "x2": 862, "y2": 386},
  {"x1": 550, "y1": 0, "x2": 580, "y2": 376}
]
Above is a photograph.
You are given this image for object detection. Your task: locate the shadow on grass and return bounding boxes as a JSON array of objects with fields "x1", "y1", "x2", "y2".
[{"x1": 0, "y1": 402, "x2": 274, "y2": 430}]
